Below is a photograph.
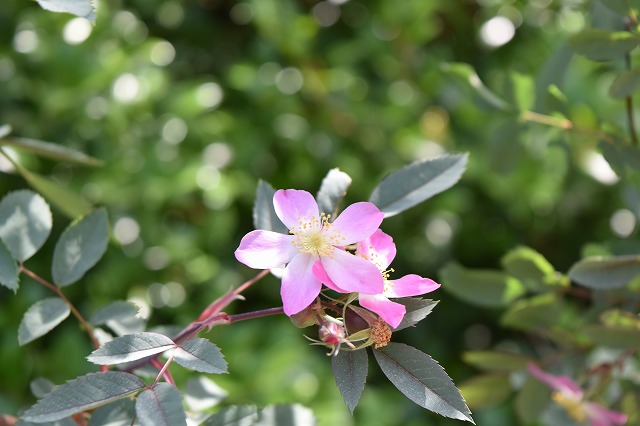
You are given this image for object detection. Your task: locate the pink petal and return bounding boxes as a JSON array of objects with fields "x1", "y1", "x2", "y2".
[
  {"x1": 235, "y1": 230, "x2": 297, "y2": 269},
  {"x1": 320, "y1": 249, "x2": 384, "y2": 294},
  {"x1": 328, "y1": 202, "x2": 384, "y2": 244},
  {"x1": 356, "y1": 229, "x2": 396, "y2": 270},
  {"x1": 312, "y1": 260, "x2": 347, "y2": 292},
  {"x1": 386, "y1": 274, "x2": 440, "y2": 298},
  {"x1": 273, "y1": 189, "x2": 320, "y2": 230},
  {"x1": 281, "y1": 253, "x2": 322, "y2": 315},
  {"x1": 527, "y1": 364, "x2": 584, "y2": 399},
  {"x1": 584, "y1": 402, "x2": 628, "y2": 426},
  {"x1": 359, "y1": 294, "x2": 406, "y2": 328}
]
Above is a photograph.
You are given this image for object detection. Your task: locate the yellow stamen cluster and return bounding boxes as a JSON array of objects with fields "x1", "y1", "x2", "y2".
[
  {"x1": 551, "y1": 392, "x2": 586, "y2": 422},
  {"x1": 290, "y1": 213, "x2": 345, "y2": 257},
  {"x1": 371, "y1": 319, "x2": 392, "y2": 349}
]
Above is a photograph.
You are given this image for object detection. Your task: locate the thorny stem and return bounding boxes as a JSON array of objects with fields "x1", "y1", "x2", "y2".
[
  {"x1": 228, "y1": 307, "x2": 284, "y2": 323},
  {"x1": 20, "y1": 265, "x2": 101, "y2": 351},
  {"x1": 124, "y1": 269, "x2": 274, "y2": 373},
  {"x1": 519, "y1": 110, "x2": 613, "y2": 143},
  {"x1": 151, "y1": 355, "x2": 175, "y2": 387}
]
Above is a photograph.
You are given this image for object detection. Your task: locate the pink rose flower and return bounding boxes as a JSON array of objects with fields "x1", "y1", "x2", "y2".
[
  {"x1": 235, "y1": 189, "x2": 384, "y2": 315},
  {"x1": 528, "y1": 363, "x2": 627, "y2": 426}
]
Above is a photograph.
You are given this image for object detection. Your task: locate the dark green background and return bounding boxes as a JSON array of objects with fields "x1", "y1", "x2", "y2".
[{"x1": 0, "y1": 1, "x2": 630, "y2": 424}]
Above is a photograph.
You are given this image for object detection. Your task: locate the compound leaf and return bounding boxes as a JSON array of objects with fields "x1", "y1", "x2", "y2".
[
  {"x1": 373, "y1": 343, "x2": 474, "y2": 423},
  {"x1": 21, "y1": 372, "x2": 145, "y2": 423}
]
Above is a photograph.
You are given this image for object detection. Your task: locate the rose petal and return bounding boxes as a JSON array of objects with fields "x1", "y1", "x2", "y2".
[
  {"x1": 527, "y1": 364, "x2": 583, "y2": 398},
  {"x1": 359, "y1": 294, "x2": 406, "y2": 328},
  {"x1": 386, "y1": 274, "x2": 440, "y2": 298},
  {"x1": 235, "y1": 230, "x2": 297, "y2": 269},
  {"x1": 274, "y1": 189, "x2": 320, "y2": 230},
  {"x1": 321, "y1": 249, "x2": 384, "y2": 294},
  {"x1": 281, "y1": 253, "x2": 322, "y2": 315},
  {"x1": 584, "y1": 402, "x2": 628, "y2": 426},
  {"x1": 328, "y1": 202, "x2": 384, "y2": 244},
  {"x1": 356, "y1": 229, "x2": 396, "y2": 270},
  {"x1": 312, "y1": 260, "x2": 347, "y2": 292}
]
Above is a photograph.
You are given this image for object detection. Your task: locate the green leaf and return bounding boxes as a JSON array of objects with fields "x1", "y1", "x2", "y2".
[
  {"x1": 184, "y1": 376, "x2": 228, "y2": 411},
  {"x1": 253, "y1": 180, "x2": 288, "y2": 234},
  {"x1": 0, "y1": 190, "x2": 52, "y2": 262},
  {"x1": 600, "y1": 141, "x2": 626, "y2": 176},
  {"x1": 87, "y1": 332, "x2": 176, "y2": 365},
  {"x1": 568, "y1": 29, "x2": 640, "y2": 61},
  {"x1": 510, "y1": 72, "x2": 535, "y2": 112},
  {"x1": 515, "y1": 377, "x2": 550, "y2": 425},
  {"x1": 462, "y1": 350, "x2": 532, "y2": 372},
  {"x1": 18, "y1": 297, "x2": 70, "y2": 345},
  {"x1": 393, "y1": 298, "x2": 439, "y2": 331},
  {"x1": 568, "y1": 255, "x2": 640, "y2": 289},
  {"x1": 489, "y1": 121, "x2": 525, "y2": 175},
  {"x1": 600, "y1": 309, "x2": 640, "y2": 329},
  {"x1": 316, "y1": 168, "x2": 352, "y2": 216},
  {"x1": 21, "y1": 372, "x2": 145, "y2": 423},
  {"x1": 135, "y1": 383, "x2": 186, "y2": 426},
  {"x1": 0, "y1": 137, "x2": 103, "y2": 166},
  {"x1": 623, "y1": 184, "x2": 640, "y2": 219},
  {"x1": 201, "y1": 405, "x2": 259, "y2": 426},
  {"x1": 88, "y1": 399, "x2": 135, "y2": 426},
  {"x1": 458, "y1": 374, "x2": 511, "y2": 409},
  {"x1": 173, "y1": 338, "x2": 228, "y2": 374},
  {"x1": 0, "y1": 124, "x2": 11, "y2": 139},
  {"x1": 52, "y1": 208, "x2": 109, "y2": 286},
  {"x1": 30, "y1": 377, "x2": 56, "y2": 398},
  {"x1": 500, "y1": 293, "x2": 563, "y2": 332},
  {"x1": 90, "y1": 301, "x2": 140, "y2": 326},
  {"x1": 369, "y1": 154, "x2": 468, "y2": 218},
  {"x1": 439, "y1": 262, "x2": 526, "y2": 308},
  {"x1": 501, "y1": 246, "x2": 564, "y2": 292},
  {"x1": 373, "y1": 343, "x2": 474, "y2": 423},
  {"x1": 609, "y1": 69, "x2": 640, "y2": 98},
  {"x1": 331, "y1": 348, "x2": 368, "y2": 413},
  {"x1": 16, "y1": 166, "x2": 93, "y2": 219},
  {"x1": 255, "y1": 404, "x2": 316, "y2": 426},
  {"x1": 441, "y1": 63, "x2": 512, "y2": 111},
  {"x1": 90, "y1": 301, "x2": 145, "y2": 337},
  {"x1": 34, "y1": 0, "x2": 96, "y2": 22},
  {"x1": 600, "y1": 0, "x2": 637, "y2": 15},
  {"x1": 583, "y1": 325, "x2": 640, "y2": 348},
  {"x1": 0, "y1": 239, "x2": 19, "y2": 292}
]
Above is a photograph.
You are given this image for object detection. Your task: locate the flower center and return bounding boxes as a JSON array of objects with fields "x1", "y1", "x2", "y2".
[
  {"x1": 290, "y1": 214, "x2": 343, "y2": 257},
  {"x1": 552, "y1": 392, "x2": 586, "y2": 422}
]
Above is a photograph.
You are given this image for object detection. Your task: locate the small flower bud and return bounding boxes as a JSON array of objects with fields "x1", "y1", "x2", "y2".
[
  {"x1": 319, "y1": 320, "x2": 346, "y2": 346},
  {"x1": 290, "y1": 305, "x2": 319, "y2": 328}
]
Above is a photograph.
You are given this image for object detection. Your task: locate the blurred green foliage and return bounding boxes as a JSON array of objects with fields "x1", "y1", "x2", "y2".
[{"x1": 0, "y1": 0, "x2": 636, "y2": 425}]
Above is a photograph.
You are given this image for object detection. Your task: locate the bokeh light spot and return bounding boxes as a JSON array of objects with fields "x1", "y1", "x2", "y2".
[
  {"x1": 610, "y1": 209, "x2": 636, "y2": 238},
  {"x1": 203, "y1": 142, "x2": 233, "y2": 169},
  {"x1": 583, "y1": 151, "x2": 619, "y2": 185},
  {"x1": 156, "y1": 1, "x2": 184, "y2": 28},
  {"x1": 480, "y1": 16, "x2": 516, "y2": 47},
  {"x1": 196, "y1": 82, "x2": 224, "y2": 109},
  {"x1": 63, "y1": 18, "x2": 92, "y2": 45},
  {"x1": 230, "y1": 3, "x2": 253, "y2": 25},
  {"x1": 114, "y1": 217, "x2": 141, "y2": 246},
  {"x1": 150, "y1": 40, "x2": 176, "y2": 66},
  {"x1": 162, "y1": 117, "x2": 188, "y2": 145},
  {"x1": 13, "y1": 30, "x2": 39, "y2": 54},
  {"x1": 275, "y1": 67, "x2": 304, "y2": 94},
  {"x1": 112, "y1": 73, "x2": 140, "y2": 103},
  {"x1": 312, "y1": 2, "x2": 341, "y2": 27}
]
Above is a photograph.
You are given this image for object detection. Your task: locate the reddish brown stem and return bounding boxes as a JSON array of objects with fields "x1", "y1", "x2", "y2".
[{"x1": 20, "y1": 265, "x2": 101, "y2": 350}]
